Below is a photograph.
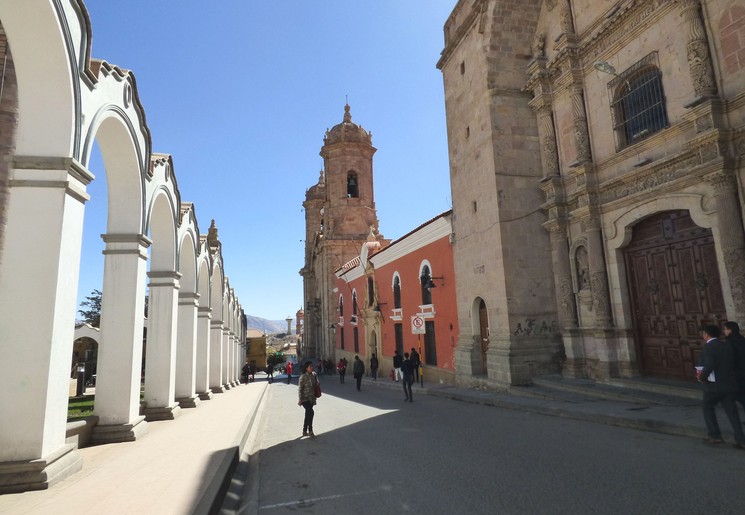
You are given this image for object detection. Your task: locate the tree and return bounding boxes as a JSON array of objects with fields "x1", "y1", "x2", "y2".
[
  {"x1": 266, "y1": 351, "x2": 286, "y2": 372},
  {"x1": 78, "y1": 289, "x2": 102, "y2": 327}
]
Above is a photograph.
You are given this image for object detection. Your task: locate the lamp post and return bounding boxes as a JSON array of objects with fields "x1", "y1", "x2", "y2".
[{"x1": 76, "y1": 362, "x2": 86, "y2": 397}]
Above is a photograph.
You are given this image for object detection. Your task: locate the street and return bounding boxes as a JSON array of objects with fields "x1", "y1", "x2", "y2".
[{"x1": 245, "y1": 376, "x2": 745, "y2": 514}]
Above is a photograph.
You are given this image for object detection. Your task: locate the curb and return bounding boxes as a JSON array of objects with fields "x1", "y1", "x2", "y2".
[{"x1": 193, "y1": 383, "x2": 269, "y2": 515}]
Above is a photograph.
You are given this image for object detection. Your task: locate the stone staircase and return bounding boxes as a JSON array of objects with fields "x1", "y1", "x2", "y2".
[{"x1": 510, "y1": 374, "x2": 700, "y2": 407}]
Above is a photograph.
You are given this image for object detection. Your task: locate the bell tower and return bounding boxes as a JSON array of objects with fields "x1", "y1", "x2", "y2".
[
  {"x1": 300, "y1": 104, "x2": 386, "y2": 361},
  {"x1": 320, "y1": 104, "x2": 379, "y2": 240}
]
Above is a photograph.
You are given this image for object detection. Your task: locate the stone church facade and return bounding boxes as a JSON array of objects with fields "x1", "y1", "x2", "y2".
[
  {"x1": 300, "y1": 105, "x2": 388, "y2": 361},
  {"x1": 439, "y1": 0, "x2": 745, "y2": 384}
]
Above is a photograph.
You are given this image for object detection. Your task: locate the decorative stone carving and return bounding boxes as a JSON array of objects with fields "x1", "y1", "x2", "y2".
[
  {"x1": 575, "y1": 246, "x2": 590, "y2": 291},
  {"x1": 533, "y1": 33, "x2": 545, "y2": 59},
  {"x1": 723, "y1": 247, "x2": 745, "y2": 316},
  {"x1": 570, "y1": 83, "x2": 592, "y2": 163},
  {"x1": 676, "y1": 0, "x2": 717, "y2": 98},
  {"x1": 590, "y1": 271, "x2": 612, "y2": 327},
  {"x1": 538, "y1": 106, "x2": 560, "y2": 177},
  {"x1": 559, "y1": 0, "x2": 574, "y2": 34}
]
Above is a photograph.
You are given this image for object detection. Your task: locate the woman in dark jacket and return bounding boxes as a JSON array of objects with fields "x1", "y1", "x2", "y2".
[{"x1": 297, "y1": 361, "x2": 318, "y2": 437}]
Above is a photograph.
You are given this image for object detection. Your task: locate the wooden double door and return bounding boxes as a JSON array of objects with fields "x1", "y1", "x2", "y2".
[{"x1": 624, "y1": 211, "x2": 726, "y2": 380}]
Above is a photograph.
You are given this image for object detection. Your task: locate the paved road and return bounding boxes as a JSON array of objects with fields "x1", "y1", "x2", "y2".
[{"x1": 243, "y1": 376, "x2": 745, "y2": 514}]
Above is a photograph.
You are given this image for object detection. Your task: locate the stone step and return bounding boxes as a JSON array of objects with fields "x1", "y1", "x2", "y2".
[{"x1": 528, "y1": 375, "x2": 700, "y2": 407}]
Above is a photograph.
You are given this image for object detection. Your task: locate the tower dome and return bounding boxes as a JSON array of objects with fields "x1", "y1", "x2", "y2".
[{"x1": 324, "y1": 104, "x2": 372, "y2": 145}]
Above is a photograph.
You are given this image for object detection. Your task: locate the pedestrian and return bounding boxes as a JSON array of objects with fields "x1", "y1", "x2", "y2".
[
  {"x1": 353, "y1": 355, "x2": 365, "y2": 391},
  {"x1": 241, "y1": 361, "x2": 250, "y2": 384},
  {"x1": 248, "y1": 362, "x2": 256, "y2": 383},
  {"x1": 370, "y1": 353, "x2": 379, "y2": 381},
  {"x1": 285, "y1": 361, "x2": 293, "y2": 384},
  {"x1": 724, "y1": 321, "x2": 745, "y2": 412},
  {"x1": 410, "y1": 347, "x2": 421, "y2": 383},
  {"x1": 297, "y1": 361, "x2": 319, "y2": 437},
  {"x1": 267, "y1": 364, "x2": 274, "y2": 384},
  {"x1": 393, "y1": 350, "x2": 403, "y2": 382},
  {"x1": 401, "y1": 352, "x2": 414, "y2": 402},
  {"x1": 697, "y1": 324, "x2": 745, "y2": 449},
  {"x1": 337, "y1": 358, "x2": 346, "y2": 384}
]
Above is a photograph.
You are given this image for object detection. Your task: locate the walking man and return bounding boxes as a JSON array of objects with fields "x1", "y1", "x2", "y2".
[
  {"x1": 410, "y1": 347, "x2": 421, "y2": 383},
  {"x1": 401, "y1": 352, "x2": 414, "y2": 402},
  {"x1": 698, "y1": 325, "x2": 745, "y2": 449},
  {"x1": 724, "y1": 321, "x2": 745, "y2": 412},
  {"x1": 353, "y1": 355, "x2": 365, "y2": 391},
  {"x1": 370, "y1": 353, "x2": 379, "y2": 381},
  {"x1": 393, "y1": 350, "x2": 403, "y2": 382}
]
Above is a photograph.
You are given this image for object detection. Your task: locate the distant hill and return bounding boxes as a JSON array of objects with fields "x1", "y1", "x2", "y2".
[{"x1": 246, "y1": 315, "x2": 291, "y2": 335}]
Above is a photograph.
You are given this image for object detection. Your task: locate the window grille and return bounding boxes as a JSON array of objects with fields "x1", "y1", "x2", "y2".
[{"x1": 608, "y1": 52, "x2": 668, "y2": 151}]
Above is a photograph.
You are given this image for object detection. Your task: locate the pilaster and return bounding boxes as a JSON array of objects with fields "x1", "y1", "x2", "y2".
[
  {"x1": 143, "y1": 270, "x2": 182, "y2": 421},
  {"x1": 93, "y1": 233, "x2": 151, "y2": 443},
  {"x1": 196, "y1": 306, "x2": 213, "y2": 400},
  {"x1": 0, "y1": 156, "x2": 91, "y2": 490},
  {"x1": 175, "y1": 292, "x2": 200, "y2": 409}
]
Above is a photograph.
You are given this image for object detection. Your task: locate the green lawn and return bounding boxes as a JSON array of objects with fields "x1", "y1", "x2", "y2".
[{"x1": 67, "y1": 394, "x2": 95, "y2": 420}]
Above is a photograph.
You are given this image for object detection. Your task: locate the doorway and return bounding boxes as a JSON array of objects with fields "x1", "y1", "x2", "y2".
[{"x1": 624, "y1": 210, "x2": 726, "y2": 379}]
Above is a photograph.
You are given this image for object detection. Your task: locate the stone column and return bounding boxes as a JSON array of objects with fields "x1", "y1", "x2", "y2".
[
  {"x1": 570, "y1": 82, "x2": 592, "y2": 164},
  {"x1": 210, "y1": 320, "x2": 225, "y2": 393},
  {"x1": 222, "y1": 327, "x2": 232, "y2": 389},
  {"x1": 143, "y1": 271, "x2": 182, "y2": 421},
  {"x1": 175, "y1": 292, "x2": 200, "y2": 408},
  {"x1": 550, "y1": 226, "x2": 578, "y2": 329},
  {"x1": 549, "y1": 225, "x2": 586, "y2": 377},
  {"x1": 92, "y1": 233, "x2": 150, "y2": 444},
  {"x1": 676, "y1": 0, "x2": 717, "y2": 98},
  {"x1": 559, "y1": 0, "x2": 575, "y2": 34},
  {"x1": 537, "y1": 104, "x2": 560, "y2": 178},
  {"x1": 706, "y1": 172, "x2": 745, "y2": 322},
  {"x1": 196, "y1": 306, "x2": 213, "y2": 400},
  {"x1": 583, "y1": 217, "x2": 612, "y2": 328},
  {"x1": 0, "y1": 157, "x2": 90, "y2": 492}
]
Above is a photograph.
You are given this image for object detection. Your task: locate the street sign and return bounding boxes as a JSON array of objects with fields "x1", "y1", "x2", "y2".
[{"x1": 411, "y1": 315, "x2": 425, "y2": 334}]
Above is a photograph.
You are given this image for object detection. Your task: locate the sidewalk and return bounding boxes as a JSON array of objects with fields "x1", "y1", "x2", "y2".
[
  {"x1": 0, "y1": 381, "x2": 268, "y2": 515},
  {"x1": 358, "y1": 373, "x2": 740, "y2": 442}
]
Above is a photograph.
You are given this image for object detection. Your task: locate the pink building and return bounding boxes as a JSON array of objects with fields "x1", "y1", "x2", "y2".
[{"x1": 334, "y1": 211, "x2": 458, "y2": 384}]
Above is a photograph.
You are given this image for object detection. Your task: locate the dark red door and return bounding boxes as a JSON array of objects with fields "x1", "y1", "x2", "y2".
[{"x1": 624, "y1": 211, "x2": 726, "y2": 380}]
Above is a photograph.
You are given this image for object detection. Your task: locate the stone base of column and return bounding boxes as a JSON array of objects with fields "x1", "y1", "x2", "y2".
[
  {"x1": 231, "y1": 380, "x2": 239, "y2": 387},
  {"x1": 198, "y1": 390, "x2": 214, "y2": 401},
  {"x1": 0, "y1": 444, "x2": 82, "y2": 494},
  {"x1": 561, "y1": 358, "x2": 587, "y2": 378},
  {"x1": 143, "y1": 404, "x2": 182, "y2": 422},
  {"x1": 91, "y1": 416, "x2": 149, "y2": 445},
  {"x1": 211, "y1": 385, "x2": 226, "y2": 394},
  {"x1": 223, "y1": 383, "x2": 233, "y2": 390},
  {"x1": 175, "y1": 395, "x2": 201, "y2": 409}
]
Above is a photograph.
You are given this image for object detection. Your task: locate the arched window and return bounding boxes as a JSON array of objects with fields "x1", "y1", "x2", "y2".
[
  {"x1": 339, "y1": 295, "x2": 344, "y2": 317},
  {"x1": 347, "y1": 171, "x2": 359, "y2": 198},
  {"x1": 609, "y1": 52, "x2": 668, "y2": 150},
  {"x1": 393, "y1": 275, "x2": 401, "y2": 309},
  {"x1": 367, "y1": 277, "x2": 375, "y2": 307},
  {"x1": 420, "y1": 265, "x2": 432, "y2": 305},
  {"x1": 352, "y1": 291, "x2": 358, "y2": 316}
]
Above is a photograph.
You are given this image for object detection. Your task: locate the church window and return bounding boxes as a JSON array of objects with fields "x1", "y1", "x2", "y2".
[
  {"x1": 352, "y1": 291, "x2": 358, "y2": 316},
  {"x1": 420, "y1": 265, "x2": 433, "y2": 305},
  {"x1": 460, "y1": 61, "x2": 465, "y2": 75},
  {"x1": 353, "y1": 327, "x2": 359, "y2": 352},
  {"x1": 367, "y1": 277, "x2": 375, "y2": 307},
  {"x1": 347, "y1": 172, "x2": 359, "y2": 198},
  {"x1": 608, "y1": 52, "x2": 668, "y2": 151},
  {"x1": 339, "y1": 295, "x2": 344, "y2": 317},
  {"x1": 393, "y1": 275, "x2": 401, "y2": 309}
]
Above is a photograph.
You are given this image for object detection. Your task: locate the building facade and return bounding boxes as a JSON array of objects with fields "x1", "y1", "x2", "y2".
[
  {"x1": 300, "y1": 105, "x2": 387, "y2": 362},
  {"x1": 438, "y1": 0, "x2": 745, "y2": 384},
  {"x1": 334, "y1": 212, "x2": 459, "y2": 384}
]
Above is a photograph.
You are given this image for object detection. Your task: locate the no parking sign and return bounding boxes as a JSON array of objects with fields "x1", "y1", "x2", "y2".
[{"x1": 411, "y1": 315, "x2": 425, "y2": 335}]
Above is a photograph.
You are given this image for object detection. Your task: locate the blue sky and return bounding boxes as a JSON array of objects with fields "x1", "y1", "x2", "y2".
[{"x1": 79, "y1": 1, "x2": 454, "y2": 321}]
